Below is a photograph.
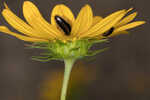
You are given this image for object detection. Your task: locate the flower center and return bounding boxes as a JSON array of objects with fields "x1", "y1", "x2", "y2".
[
  {"x1": 103, "y1": 27, "x2": 115, "y2": 36},
  {"x1": 55, "y1": 15, "x2": 71, "y2": 36}
]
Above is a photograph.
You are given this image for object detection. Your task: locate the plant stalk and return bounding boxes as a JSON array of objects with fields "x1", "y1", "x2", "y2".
[{"x1": 60, "y1": 58, "x2": 76, "y2": 100}]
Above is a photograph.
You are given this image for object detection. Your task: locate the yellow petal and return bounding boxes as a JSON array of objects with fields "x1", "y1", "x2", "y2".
[
  {"x1": 0, "y1": 26, "x2": 48, "y2": 42},
  {"x1": 4, "y1": 2, "x2": 9, "y2": 9},
  {"x1": 2, "y1": 9, "x2": 49, "y2": 39},
  {"x1": 114, "y1": 21, "x2": 145, "y2": 32},
  {"x1": 115, "y1": 12, "x2": 137, "y2": 27},
  {"x1": 23, "y1": 1, "x2": 63, "y2": 39},
  {"x1": 127, "y1": 8, "x2": 133, "y2": 13},
  {"x1": 108, "y1": 31, "x2": 129, "y2": 37},
  {"x1": 92, "y1": 16, "x2": 103, "y2": 26},
  {"x1": 71, "y1": 4, "x2": 93, "y2": 36},
  {"x1": 80, "y1": 9, "x2": 126, "y2": 38},
  {"x1": 51, "y1": 4, "x2": 75, "y2": 26}
]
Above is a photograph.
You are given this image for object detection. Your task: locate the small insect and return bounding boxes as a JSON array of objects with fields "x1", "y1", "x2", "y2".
[
  {"x1": 103, "y1": 27, "x2": 115, "y2": 37},
  {"x1": 55, "y1": 15, "x2": 71, "y2": 36}
]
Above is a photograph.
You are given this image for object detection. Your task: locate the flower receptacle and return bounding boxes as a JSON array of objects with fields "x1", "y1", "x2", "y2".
[{"x1": 31, "y1": 39, "x2": 108, "y2": 61}]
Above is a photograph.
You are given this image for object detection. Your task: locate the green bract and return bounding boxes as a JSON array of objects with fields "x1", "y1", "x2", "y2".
[{"x1": 29, "y1": 39, "x2": 108, "y2": 62}]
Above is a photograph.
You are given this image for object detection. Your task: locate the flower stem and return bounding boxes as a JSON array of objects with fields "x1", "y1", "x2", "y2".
[{"x1": 60, "y1": 58, "x2": 76, "y2": 100}]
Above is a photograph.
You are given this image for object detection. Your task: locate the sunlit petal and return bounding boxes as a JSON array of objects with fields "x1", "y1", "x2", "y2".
[
  {"x1": 2, "y1": 9, "x2": 49, "y2": 39},
  {"x1": 51, "y1": 4, "x2": 75, "y2": 26},
  {"x1": 0, "y1": 26, "x2": 48, "y2": 42},
  {"x1": 114, "y1": 21, "x2": 145, "y2": 32},
  {"x1": 115, "y1": 12, "x2": 137, "y2": 27},
  {"x1": 108, "y1": 31, "x2": 129, "y2": 37},
  {"x1": 80, "y1": 9, "x2": 126, "y2": 38},
  {"x1": 23, "y1": 1, "x2": 63, "y2": 39},
  {"x1": 92, "y1": 16, "x2": 103, "y2": 26},
  {"x1": 71, "y1": 4, "x2": 93, "y2": 36},
  {"x1": 4, "y1": 2, "x2": 9, "y2": 9}
]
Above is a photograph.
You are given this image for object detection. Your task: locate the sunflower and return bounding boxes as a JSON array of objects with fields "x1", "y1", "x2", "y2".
[
  {"x1": 0, "y1": 1, "x2": 145, "y2": 61},
  {"x1": 0, "y1": 1, "x2": 145, "y2": 42},
  {"x1": 0, "y1": 2, "x2": 145, "y2": 100}
]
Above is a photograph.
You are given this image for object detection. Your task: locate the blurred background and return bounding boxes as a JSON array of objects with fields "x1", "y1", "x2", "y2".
[{"x1": 0, "y1": 0, "x2": 149, "y2": 100}]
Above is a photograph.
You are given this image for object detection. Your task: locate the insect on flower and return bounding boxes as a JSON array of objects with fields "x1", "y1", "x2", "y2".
[
  {"x1": 55, "y1": 15, "x2": 71, "y2": 36},
  {"x1": 103, "y1": 27, "x2": 115, "y2": 36},
  {"x1": 0, "y1": 1, "x2": 145, "y2": 61},
  {"x1": 0, "y1": 2, "x2": 146, "y2": 100}
]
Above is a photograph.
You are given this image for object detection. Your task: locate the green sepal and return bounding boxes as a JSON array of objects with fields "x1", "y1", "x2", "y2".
[
  {"x1": 90, "y1": 39, "x2": 109, "y2": 44},
  {"x1": 86, "y1": 47, "x2": 109, "y2": 57},
  {"x1": 27, "y1": 39, "x2": 109, "y2": 62},
  {"x1": 31, "y1": 56, "x2": 60, "y2": 62}
]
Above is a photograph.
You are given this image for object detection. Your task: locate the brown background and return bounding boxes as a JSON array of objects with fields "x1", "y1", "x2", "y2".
[{"x1": 0, "y1": 0, "x2": 149, "y2": 100}]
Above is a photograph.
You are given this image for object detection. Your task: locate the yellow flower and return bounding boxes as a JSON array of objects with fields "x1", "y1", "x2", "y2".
[
  {"x1": 0, "y1": 1, "x2": 145, "y2": 43},
  {"x1": 0, "y1": 1, "x2": 145, "y2": 61}
]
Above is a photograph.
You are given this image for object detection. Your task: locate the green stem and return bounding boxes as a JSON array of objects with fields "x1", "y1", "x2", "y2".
[{"x1": 60, "y1": 58, "x2": 76, "y2": 100}]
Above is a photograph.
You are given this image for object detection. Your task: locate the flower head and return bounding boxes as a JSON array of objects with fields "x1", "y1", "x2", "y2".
[{"x1": 0, "y1": 1, "x2": 145, "y2": 61}]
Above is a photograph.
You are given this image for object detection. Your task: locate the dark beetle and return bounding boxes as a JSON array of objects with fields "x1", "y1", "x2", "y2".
[
  {"x1": 55, "y1": 15, "x2": 71, "y2": 36},
  {"x1": 103, "y1": 27, "x2": 115, "y2": 37}
]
